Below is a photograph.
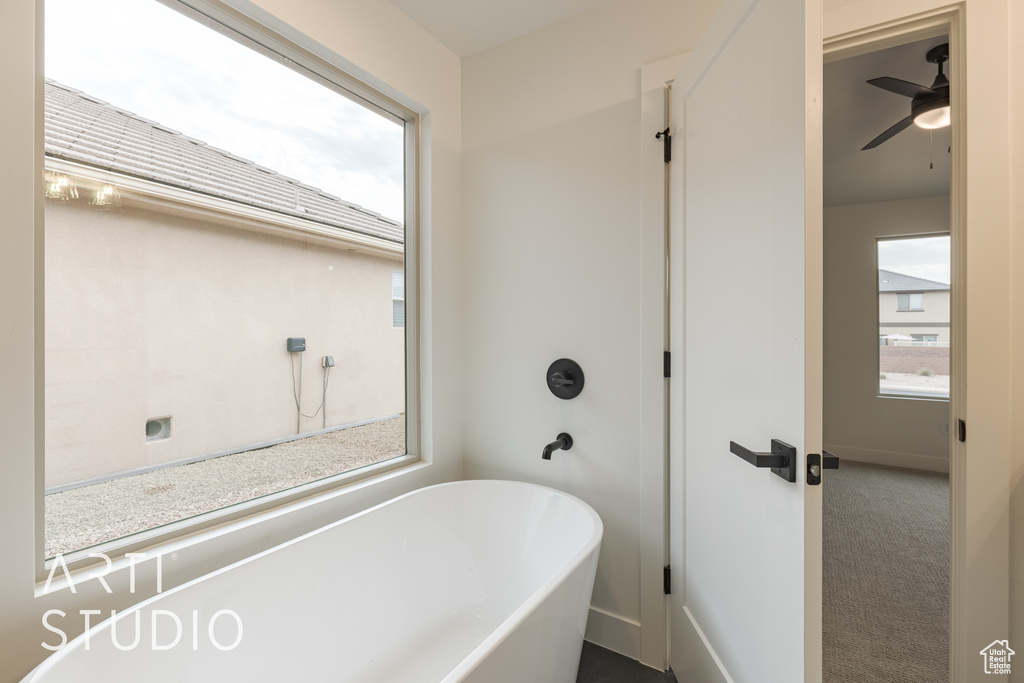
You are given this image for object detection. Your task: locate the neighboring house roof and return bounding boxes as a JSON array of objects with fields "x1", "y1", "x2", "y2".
[
  {"x1": 43, "y1": 80, "x2": 403, "y2": 244},
  {"x1": 878, "y1": 269, "x2": 949, "y2": 293}
]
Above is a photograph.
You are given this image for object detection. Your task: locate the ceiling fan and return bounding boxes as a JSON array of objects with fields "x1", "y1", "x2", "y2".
[{"x1": 861, "y1": 43, "x2": 950, "y2": 150}]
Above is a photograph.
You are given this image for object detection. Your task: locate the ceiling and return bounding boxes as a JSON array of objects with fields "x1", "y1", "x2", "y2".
[
  {"x1": 824, "y1": 35, "x2": 952, "y2": 207},
  {"x1": 390, "y1": 0, "x2": 874, "y2": 59},
  {"x1": 387, "y1": 2, "x2": 950, "y2": 206},
  {"x1": 389, "y1": 0, "x2": 614, "y2": 57}
]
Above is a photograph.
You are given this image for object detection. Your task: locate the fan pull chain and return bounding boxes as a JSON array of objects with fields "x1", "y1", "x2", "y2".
[{"x1": 929, "y1": 131, "x2": 934, "y2": 169}]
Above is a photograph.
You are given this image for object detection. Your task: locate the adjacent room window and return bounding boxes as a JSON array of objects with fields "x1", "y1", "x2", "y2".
[
  {"x1": 44, "y1": 0, "x2": 414, "y2": 559},
  {"x1": 877, "y1": 235, "x2": 950, "y2": 399},
  {"x1": 392, "y1": 271, "x2": 405, "y2": 328}
]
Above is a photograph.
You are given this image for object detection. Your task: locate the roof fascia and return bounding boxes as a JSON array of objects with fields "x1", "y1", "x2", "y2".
[{"x1": 45, "y1": 157, "x2": 403, "y2": 260}]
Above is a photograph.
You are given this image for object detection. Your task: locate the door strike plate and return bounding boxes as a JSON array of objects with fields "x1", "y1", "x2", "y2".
[
  {"x1": 807, "y1": 453, "x2": 822, "y2": 485},
  {"x1": 806, "y1": 451, "x2": 838, "y2": 486}
]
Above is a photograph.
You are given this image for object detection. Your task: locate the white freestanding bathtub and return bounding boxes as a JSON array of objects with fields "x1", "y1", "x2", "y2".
[{"x1": 24, "y1": 480, "x2": 603, "y2": 682}]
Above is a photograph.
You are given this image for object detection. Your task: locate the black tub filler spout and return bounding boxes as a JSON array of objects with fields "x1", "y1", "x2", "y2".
[{"x1": 542, "y1": 433, "x2": 573, "y2": 460}]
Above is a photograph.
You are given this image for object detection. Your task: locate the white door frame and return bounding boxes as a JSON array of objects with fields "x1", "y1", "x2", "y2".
[
  {"x1": 827, "y1": 2, "x2": 1014, "y2": 680},
  {"x1": 642, "y1": 2, "x2": 1011, "y2": 681},
  {"x1": 592, "y1": 60, "x2": 677, "y2": 666},
  {"x1": 825, "y1": 11, "x2": 965, "y2": 680},
  {"x1": 641, "y1": 2, "x2": 1010, "y2": 678},
  {"x1": 636, "y1": 52, "x2": 689, "y2": 671},
  {"x1": 826, "y1": 4, "x2": 1012, "y2": 680}
]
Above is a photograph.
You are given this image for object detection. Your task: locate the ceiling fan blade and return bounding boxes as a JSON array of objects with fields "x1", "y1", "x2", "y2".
[
  {"x1": 861, "y1": 115, "x2": 915, "y2": 150},
  {"x1": 867, "y1": 76, "x2": 936, "y2": 100}
]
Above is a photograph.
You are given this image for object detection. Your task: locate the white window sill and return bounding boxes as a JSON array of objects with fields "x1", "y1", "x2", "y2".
[{"x1": 878, "y1": 391, "x2": 950, "y2": 402}]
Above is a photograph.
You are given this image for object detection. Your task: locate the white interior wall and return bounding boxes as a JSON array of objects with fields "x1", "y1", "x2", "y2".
[
  {"x1": 823, "y1": 195, "x2": 951, "y2": 472},
  {"x1": 2, "y1": 0, "x2": 1022, "y2": 678},
  {"x1": 0, "y1": 1, "x2": 463, "y2": 680},
  {"x1": 460, "y1": 0, "x2": 717, "y2": 660}
]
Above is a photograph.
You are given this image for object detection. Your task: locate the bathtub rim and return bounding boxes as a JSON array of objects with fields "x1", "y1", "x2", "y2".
[{"x1": 24, "y1": 478, "x2": 603, "y2": 682}]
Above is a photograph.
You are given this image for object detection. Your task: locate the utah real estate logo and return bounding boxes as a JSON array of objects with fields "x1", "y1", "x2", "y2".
[{"x1": 980, "y1": 640, "x2": 1014, "y2": 675}]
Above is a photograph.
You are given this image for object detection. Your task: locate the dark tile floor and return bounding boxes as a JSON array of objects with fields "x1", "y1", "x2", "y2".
[{"x1": 576, "y1": 641, "x2": 678, "y2": 683}]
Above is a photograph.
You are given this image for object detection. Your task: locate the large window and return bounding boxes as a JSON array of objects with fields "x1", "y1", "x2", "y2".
[
  {"x1": 877, "y1": 235, "x2": 950, "y2": 398},
  {"x1": 44, "y1": 0, "x2": 414, "y2": 560}
]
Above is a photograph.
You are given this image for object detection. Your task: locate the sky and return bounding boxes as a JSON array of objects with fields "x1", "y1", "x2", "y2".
[
  {"x1": 45, "y1": 0, "x2": 405, "y2": 222},
  {"x1": 878, "y1": 235, "x2": 950, "y2": 284}
]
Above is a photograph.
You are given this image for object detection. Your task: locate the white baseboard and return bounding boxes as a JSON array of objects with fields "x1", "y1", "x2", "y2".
[
  {"x1": 671, "y1": 606, "x2": 734, "y2": 683},
  {"x1": 824, "y1": 444, "x2": 949, "y2": 473},
  {"x1": 585, "y1": 606, "x2": 641, "y2": 661}
]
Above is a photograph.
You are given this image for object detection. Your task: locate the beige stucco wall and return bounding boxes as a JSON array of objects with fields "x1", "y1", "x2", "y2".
[
  {"x1": 45, "y1": 194, "x2": 404, "y2": 487},
  {"x1": 879, "y1": 289, "x2": 950, "y2": 343},
  {"x1": 879, "y1": 289, "x2": 950, "y2": 324}
]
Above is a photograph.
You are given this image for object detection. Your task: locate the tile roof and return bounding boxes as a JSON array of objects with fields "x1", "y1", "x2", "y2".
[
  {"x1": 43, "y1": 80, "x2": 404, "y2": 244},
  {"x1": 878, "y1": 269, "x2": 949, "y2": 292}
]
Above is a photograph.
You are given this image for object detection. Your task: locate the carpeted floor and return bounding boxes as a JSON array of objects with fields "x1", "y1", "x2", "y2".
[{"x1": 823, "y1": 460, "x2": 950, "y2": 683}]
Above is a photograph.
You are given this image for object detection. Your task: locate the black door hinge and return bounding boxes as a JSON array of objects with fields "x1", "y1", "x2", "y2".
[
  {"x1": 656, "y1": 127, "x2": 671, "y2": 163},
  {"x1": 664, "y1": 565, "x2": 671, "y2": 595},
  {"x1": 663, "y1": 351, "x2": 671, "y2": 378},
  {"x1": 957, "y1": 418, "x2": 966, "y2": 443}
]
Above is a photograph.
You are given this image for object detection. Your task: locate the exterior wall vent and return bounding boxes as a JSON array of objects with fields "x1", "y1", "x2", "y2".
[{"x1": 146, "y1": 417, "x2": 171, "y2": 442}]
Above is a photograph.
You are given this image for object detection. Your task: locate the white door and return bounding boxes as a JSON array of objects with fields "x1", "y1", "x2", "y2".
[{"x1": 667, "y1": 0, "x2": 823, "y2": 681}]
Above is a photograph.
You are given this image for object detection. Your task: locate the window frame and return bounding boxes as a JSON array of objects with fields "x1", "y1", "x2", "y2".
[
  {"x1": 36, "y1": 0, "x2": 422, "y2": 576},
  {"x1": 876, "y1": 233, "x2": 951, "y2": 402},
  {"x1": 896, "y1": 292, "x2": 925, "y2": 311}
]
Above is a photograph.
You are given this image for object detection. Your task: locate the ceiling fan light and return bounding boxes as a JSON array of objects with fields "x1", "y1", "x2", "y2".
[{"x1": 914, "y1": 104, "x2": 950, "y2": 129}]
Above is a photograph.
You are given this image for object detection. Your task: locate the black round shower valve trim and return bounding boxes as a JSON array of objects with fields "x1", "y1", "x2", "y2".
[{"x1": 546, "y1": 358, "x2": 585, "y2": 399}]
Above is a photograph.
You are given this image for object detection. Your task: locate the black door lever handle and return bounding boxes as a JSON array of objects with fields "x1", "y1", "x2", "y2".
[
  {"x1": 729, "y1": 441, "x2": 787, "y2": 468},
  {"x1": 822, "y1": 450, "x2": 839, "y2": 469},
  {"x1": 728, "y1": 439, "x2": 797, "y2": 482}
]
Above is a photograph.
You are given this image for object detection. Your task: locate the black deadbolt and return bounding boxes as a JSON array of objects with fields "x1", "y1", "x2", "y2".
[{"x1": 547, "y1": 359, "x2": 584, "y2": 399}]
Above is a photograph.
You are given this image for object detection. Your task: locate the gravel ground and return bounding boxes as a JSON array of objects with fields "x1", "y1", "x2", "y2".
[
  {"x1": 45, "y1": 416, "x2": 405, "y2": 557},
  {"x1": 880, "y1": 372, "x2": 950, "y2": 395}
]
